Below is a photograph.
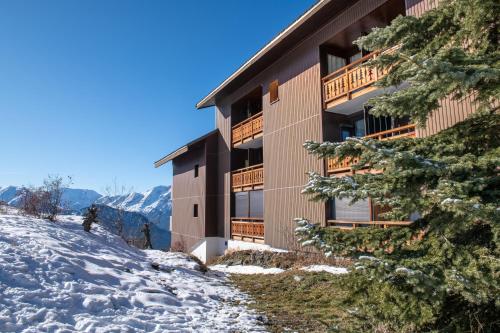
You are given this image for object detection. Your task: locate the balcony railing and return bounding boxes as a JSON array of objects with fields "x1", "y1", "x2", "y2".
[
  {"x1": 327, "y1": 124, "x2": 416, "y2": 174},
  {"x1": 232, "y1": 164, "x2": 264, "y2": 192},
  {"x1": 231, "y1": 217, "x2": 264, "y2": 243},
  {"x1": 364, "y1": 124, "x2": 416, "y2": 140},
  {"x1": 232, "y1": 112, "x2": 263, "y2": 146},
  {"x1": 327, "y1": 219, "x2": 413, "y2": 229},
  {"x1": 322, "y1": 50, "x2": 390, "y2": 110}
]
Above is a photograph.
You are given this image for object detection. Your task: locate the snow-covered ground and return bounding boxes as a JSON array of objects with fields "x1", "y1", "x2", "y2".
[
  {"x1": 300, "y1": 265, "x2": 348, "y2": 275},
  {"x1": 0, "y1": 211, "x2": 266, "y2": 332}
]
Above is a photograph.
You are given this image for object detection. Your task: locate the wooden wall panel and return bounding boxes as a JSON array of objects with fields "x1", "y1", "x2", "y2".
[
  {"x1": 405, "y1": 0, "x2": 437, "y2": 17},
  {"x1": 416, "y1": 95, "x2": 477, "y2": 138},
  {"x1": 215, "y1": 104, "x2": 232, "y2": 239},
  {"x1": 171, "y1": 147, "x2": 206, "y2": 250},
  {"x1": 215, "y1": 0, "x2": 396, "y2": 249},
  {"x1": 405, "y1": 1, "x2": 478, "y2": 138},
  {"x1": 204, "y1": 133, "x2": 220, "y2": 237}
]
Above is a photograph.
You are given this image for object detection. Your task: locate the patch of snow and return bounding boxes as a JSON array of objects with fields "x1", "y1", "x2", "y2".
[
  {"x1": 301, "y1": 265, "x2": 348, "y2": 275},
  {"x1": 210, "y1": 265, "x2": 285, "y2": 275},
  {"x1": 0, "y1": 212, "x2": 266, "y2": 332},
  {"x1": 227, "y1": 239, "x2": 287, "y2": 253}
]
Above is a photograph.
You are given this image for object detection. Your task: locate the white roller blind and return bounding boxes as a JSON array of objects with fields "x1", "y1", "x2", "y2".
[
  {"x1": 334, "y1": 198, "x2": 370, "y2": 221},
  {"x1": 234, "y1": 192, "x2": 249, "y2": 217},
  {"x1": 249, "y1": 190, "x2": 263, "y2": 218}
]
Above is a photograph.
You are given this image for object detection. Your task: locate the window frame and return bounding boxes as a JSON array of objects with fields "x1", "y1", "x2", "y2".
[
  {"x1": 269, "y1": 79, "x2": 279, "y2": 104},
  {"x1": 193, "y1": 204, "x2": 198, "y2": 218},
  {"x1": 194, "y1": 164, "x2": 199, "y2": 178}
]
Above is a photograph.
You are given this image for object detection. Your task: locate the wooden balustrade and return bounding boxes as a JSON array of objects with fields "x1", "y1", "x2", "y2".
[
  {"x1": 232, "y1": 164, "x2": 264, "y2": 192},
  {"x1": 231, "y1": 218, "x2": 264, "y2": 243},
  {"x1": 364, "y1": 124, "x2": 416, "y2": 140},
  {"x1": 326, "y1": 124, "x2": 416, "y2": 174},
  {"x1": 232, "y1": 112, "x2": 263, "y2": 146},
  {"x1": 327, "y1": 219, "x2": 413, "y2": 230},
  {"x1": 322, "y1": 49, "x2": 393, "y2": 110}
]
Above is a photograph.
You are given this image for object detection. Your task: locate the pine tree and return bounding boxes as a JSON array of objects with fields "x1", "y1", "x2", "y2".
[
  {"x1": 296, "y1": 0, "x2": 499, "y2": 331},
  {"x1": 82, "y1": 204, "x2": 99, "y2": 233}
]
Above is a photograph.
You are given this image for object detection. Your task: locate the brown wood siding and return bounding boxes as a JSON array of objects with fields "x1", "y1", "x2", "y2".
[
  {"x1": 416, "y1": 95, "x2": 477, "y2": 138},
  {"x1": 215, "y1": 104, "x2": 232, "y2": 240},
  {"x1": 215, "y1": 0, "x2": 395, "y2": 249},
  {"x1": 405, "y1": 0, "x2": 437, "y2": 17},
  {"x1": 204, "y1": 133, "x2": 220, "y2": 237},
  {"x1": 405, "y1": 1, "x2": 478, "y2": 138},
  {"x1": 171, "y1": 146, "x2": 206, "y2": 250}
]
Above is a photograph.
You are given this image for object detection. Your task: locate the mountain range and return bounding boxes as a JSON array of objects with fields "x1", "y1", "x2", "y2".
[{"x1": 0, "y1": 185, "x2": 172, "y2": 249}]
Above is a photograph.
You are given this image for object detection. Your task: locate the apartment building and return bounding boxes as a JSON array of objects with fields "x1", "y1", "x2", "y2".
[{"x1": 155, "y1": 0, "x2": 477, "y2": 261}]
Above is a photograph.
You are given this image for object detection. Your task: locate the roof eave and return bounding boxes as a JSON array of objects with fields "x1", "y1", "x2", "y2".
[{"x1": 154, "y1": 129, "x2": 219, "y2": 168}]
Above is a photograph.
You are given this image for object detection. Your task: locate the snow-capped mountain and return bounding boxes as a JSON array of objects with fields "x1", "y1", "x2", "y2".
[
  {"x1": 0, "y1": 186, "x2": 101, "y2": 212},
  {"x1": 95, "y1": 185, "x2": 171, "y2": 230},
  {"x1": 0, "y1": 185, "x2": 171, "y2": 225},
  {"x1": 0, "y1": 185, "x2": 172, "y2": 249}
]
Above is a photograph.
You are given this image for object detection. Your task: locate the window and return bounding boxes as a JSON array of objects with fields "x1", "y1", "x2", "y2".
[
  {"x1": 269, "y1": 80, "x2": 279, "y2": 104},
  {"x1": 193, "y1": 204, "x2": 198, "y2": 217},
  {"x1": 234, "y1": 190, "x2": 263, "y2": 218},
  {"x1": 194, "y1": 164, "x2": 199, "y2": 178}
]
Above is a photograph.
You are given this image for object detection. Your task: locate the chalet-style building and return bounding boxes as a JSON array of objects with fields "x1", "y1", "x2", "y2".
[{"x1": 155, "y1": 0, "x2": 477, "y2": 261}]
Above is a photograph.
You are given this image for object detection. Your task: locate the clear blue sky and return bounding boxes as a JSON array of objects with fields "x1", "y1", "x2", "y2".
[{"x1": 0, "y1": 0, "x2": 315, "y2": 193}]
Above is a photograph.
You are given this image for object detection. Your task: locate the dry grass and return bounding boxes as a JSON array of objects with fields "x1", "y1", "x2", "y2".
[
  {"x1": 230, "y1": 270, "x2": 354, "y2": 332},
  {"x1": 208, "y1": 250, "x2": 351, "y2": 269}
]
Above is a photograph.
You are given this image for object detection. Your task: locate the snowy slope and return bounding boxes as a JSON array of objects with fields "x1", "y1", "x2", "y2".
[
  {"x1": 96, "y1": 186, "x2": 171, "y2": 230},
  {"x1": 0, "y1": 211, "x2": 266, "y2": 332}
]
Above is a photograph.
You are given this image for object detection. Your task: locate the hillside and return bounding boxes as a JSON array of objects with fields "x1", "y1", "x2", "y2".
[
  {"x1": 0, "y1": 210, "x2": 265, "y2": 332},
  {"x1": 0, "y1": 185, "x2": 172, "y2": 249},
  {"x1": 96, "y1": 185, "x2": 171, "y2": 230},
  {"x1": 95, "y1": 204, "x2": 171, "y2": 250}
]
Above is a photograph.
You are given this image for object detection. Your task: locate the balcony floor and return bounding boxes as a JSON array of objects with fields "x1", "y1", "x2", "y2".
[{"x1": 325, "y1": 84, "x2": 405, "y2": 115}]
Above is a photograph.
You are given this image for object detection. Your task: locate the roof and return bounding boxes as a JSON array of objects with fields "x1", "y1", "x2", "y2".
[
  {"x1": 196, "y1": 0, "x2": 351, "y2": 109},
  {"x1": 154, "y1": 130, "x2": 218, "y2": 168}
]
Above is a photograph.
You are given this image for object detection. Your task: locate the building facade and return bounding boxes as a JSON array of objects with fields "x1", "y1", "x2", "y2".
[{"x1": 155, "y1": 0, "x2": 477, "y2": 260}]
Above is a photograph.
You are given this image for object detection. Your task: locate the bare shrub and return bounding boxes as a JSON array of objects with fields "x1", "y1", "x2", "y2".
[
  {"x1": 104, "y1": 178, "x2": 134, "y2": 239},
  {"x1": 19, "y1": 175, "x2": 72, "y2": 221},
  {"x1": 41, "y1": 175, "x2": 72, "y2": 221},
  {"x1": 170, "y1": 240, "x2": 186, "y2": 253},
  {"x1": 19, "y1": 186, "x2": 44, "y2": 218},
  {"x1": 210, "y1": 250, "x2": 352, "y2": 269}
]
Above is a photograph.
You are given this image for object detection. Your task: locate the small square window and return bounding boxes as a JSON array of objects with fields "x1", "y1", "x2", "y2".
[
  {"x1": 269, "y1": 79, "x2": 279, "y2": 104},
  {"x1": 194, "y1": 164, "x2": 199, "y2": 178},
  {"x1": 193, "y1": 204, "x2": 198, "y2": 217}
]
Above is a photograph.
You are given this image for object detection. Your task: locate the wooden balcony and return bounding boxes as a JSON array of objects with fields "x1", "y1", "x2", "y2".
[
  {"x1": 327, "y1": 219, "x2": 413, "y2": 230},
  {"x1": 322, "y1": 50, "x2": 390, "y2": 110},
  {"x1": 231, "y1": 164, "x2": 264, "y2": 192},
  {"x1": 232, "y1": 112, "x2": 263, "y2": 147},
  {"x1": 231, "y1": 217, "x2": 264, "y2": 243},
  {"x1": 327, "y1": 124, "x2": 416, "y2": 175},
  {"x1": 364, "y1": 124, "x2": 416, "y2": 140}
]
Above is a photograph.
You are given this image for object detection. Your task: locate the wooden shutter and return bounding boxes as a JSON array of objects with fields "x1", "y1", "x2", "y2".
[{"x1": 269, "y1": 80, "x2": 279, "y2": 103}]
